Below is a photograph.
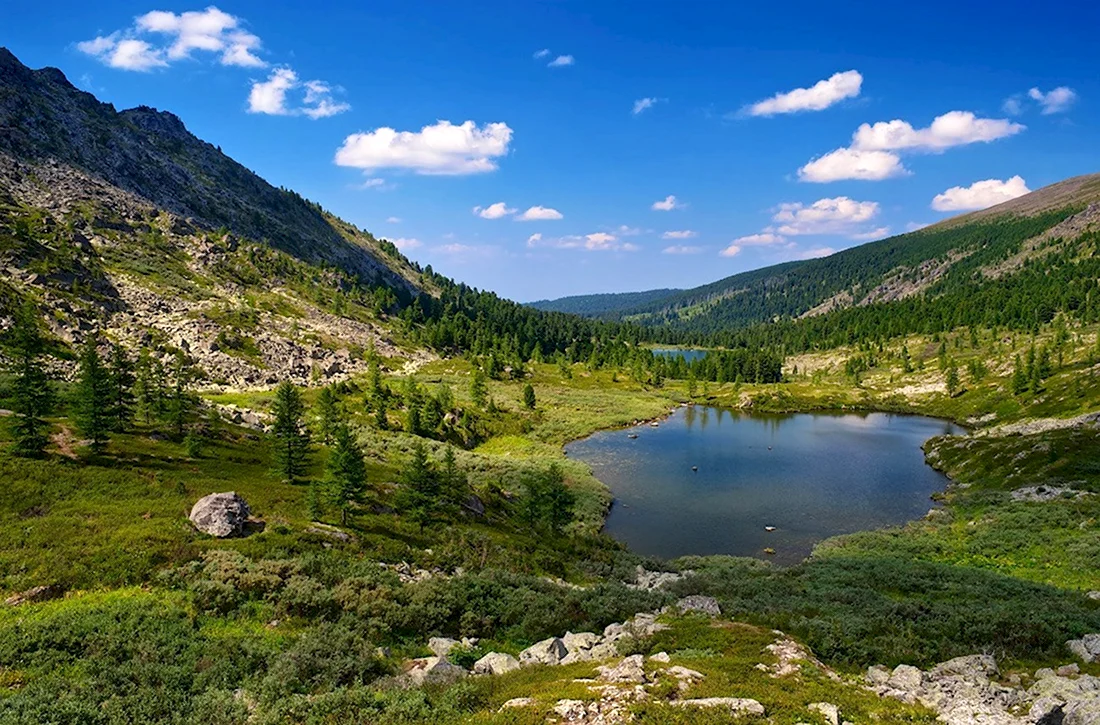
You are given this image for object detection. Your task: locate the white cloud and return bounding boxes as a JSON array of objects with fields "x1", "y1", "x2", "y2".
[
  {"x1": 651, "y1": 195, "x2": 685, "y2": 211},
  {"x1": 906, "y1": 221, "x2": 930, "y2": 232},
  {"x1": 435, "y1": 243, "x2": 492, "y2": 256},
  {"x1": 850, "y1": 226, "x2": 890, "y2": 241},
  {"x1": 516, "y1": 205, "x2": 563, "y2": 221},
  {"x1": 731, "y1": 232, "x2": 787, "y2": 246},
  {"x1": 1028, "y1": 86, "x2": 1077, "y2": 114},
  {"x1": 616, "y1": 225, "x2": 643, "y2": 236},
  {"x1": 852, "y1": 111, "x2": 1024, "y2": 152},
  {"x1": 798, "y1": 148, "x2": 907, "y2": 182},
  {"x1": 798, "y1": 246, "x2": 837, "y2": 259},
  {"x1": 1002, "y1": 96, "x2": 1023, "y2": 116},
  {"x1": 799, "y1": 110, "x2": 1024, "y2": 182},
  {"x1": 533, "y1": 48, "x2": 551, "y2": 59},
  {"x1": 391, "y1": 237, "x2": 422, "y2": 251},
  {"x1": 335, "y1": 120, "x2": 513, "y2": 175},
  {"x1": 79, "y1": 7, "x2": 265, "y2": 70},
  {"x1": 473, "y1": 202, "x2": 516, "y2": 219},
  {"x1": 528, "y1": 232, "x2": 637, "y2": 252},
  {"x1": 357, "y1": 178, "x2": 390, "y2": 190},
  {"x1": 633, "y1": 97, "x2": 660, "y2": 115},
  {"x1": 661, "y1": 230, "x2": 697, "y2": 240},
  {"x1": 773, "y1": 197, "x2": 880, "y2": 235},
  {"x1": 548, "y1": 54, "x2": 574, "y2": 67},
  {"x1": 386, "y1": 216, "x2": 401, "y2": 223},
  {"x1": 248, "y1": 67, "x2": 349, "y2": 118},
  {"x1": 663, "y1": 245, "x2": 703, "y2": 254},
  {"x1": 719, "y1": 244, "x2": 742, "y2": 257},
  {"x1": 745, "y1": 70, "x2": 862, "y2": 117},
  {"x1": 931, "y1": 175, "x2": 1031, "y2": 211}
]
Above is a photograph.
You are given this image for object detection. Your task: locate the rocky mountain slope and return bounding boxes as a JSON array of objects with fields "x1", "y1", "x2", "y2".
[
  {"x1": 535, "y1": 175, "x2": 1100, "y2": 334},
  {"x1": 0, "y1": 48, "x2": 434, "y2": 386}
]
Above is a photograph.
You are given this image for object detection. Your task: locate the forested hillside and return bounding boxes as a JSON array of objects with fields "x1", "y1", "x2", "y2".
[{"x1": 528, "y1": 288, "x2": 682, "y2": 316}]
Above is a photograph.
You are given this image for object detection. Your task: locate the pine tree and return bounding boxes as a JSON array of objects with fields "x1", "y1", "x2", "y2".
[
  {"x1": 518, "y1": 464, "x2": 575, "y2": 535},
  {"x1": 134, "y1": 348, "x2": 165, "y2": 425},
  {"x1": 687, "y1": 371, "x2": 698, "y2": 398},
  {"x1": 470, "y1": 368, "x2": 487, "y2": 407},
  {"x1": 316, "y1": 385, "x2": 340, "y2": 445},
  {"x1": 522, "y1": 383, "x2": 536, "y2": 409},
  {"x1": 945, "y1": 361, "x2": 960, "y2": 397},
  {"x1": 326, "y1": 424, "x2": 366, "y2": 526},
  {"x1": 271, "y1": 381, "x2": 310, "y2": 482},
  {"x1": 1011, "y1": 354, "x2": 1028, "y2": 395},
  {"x1": 106, "y1": 343, "x2": 135, "y2": 432},
  {"x1": 165, "y1": 352, "x2": 197, "y2": 439},
  {"x1": 4, "y1": 303, "x2": 53, "y2": 457},
  {"x1": 439, "y1": 445, "x2": 468, "y2": 514},
  {"x1": 307, "y1": 481, "x2": 324, "y2": 521},
  {"x1": 395, "y1": 441, "x2": 439, "y2": 529},
  {"x1": 74, "y1": 335, "x2": 112, "y2": 452}
]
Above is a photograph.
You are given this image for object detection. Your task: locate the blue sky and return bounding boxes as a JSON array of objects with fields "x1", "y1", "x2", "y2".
[{"x1": 5, "y1": 1, "x2": 1100, "y2": 301}]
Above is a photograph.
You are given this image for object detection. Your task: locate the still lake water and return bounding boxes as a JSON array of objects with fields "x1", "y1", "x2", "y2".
[
  {"x1": 565, "y1": 408, "x2": 963, "y2": 564},
  {"x1": 651, "y1": 348, "x2": 709, "y2": 363}
]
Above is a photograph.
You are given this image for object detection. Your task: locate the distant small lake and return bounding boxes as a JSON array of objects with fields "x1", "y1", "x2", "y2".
[
  {"x1": 566, "y1": 408, "x2": 963, "y2": 564},
  {"x1": 651, "y1": 348, "x2": 709, "y2": 363}
]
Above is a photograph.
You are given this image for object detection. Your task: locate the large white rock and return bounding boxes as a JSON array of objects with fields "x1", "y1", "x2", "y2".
[
  {"x1": 428, "y1": 637, "x2": 460, "y2": 657},
  {"x1": 403, "y1": 656, "x2": 467, "y2": 686},
  {"x1": 519, "y1": 637, "x2": 567, "y2": 666},
  {"x1": 1067, "y1": 634, "x2": 1100, "y2": 663},
  {"x1": 473, "y1": 652, "x2": 521, "y2": 676},
  {"x1": 597, "y1": 654, "x2": 647, "y2": 684},
  {"x1": 189, "y1": 492, "x2": 250, "y2": 537},
  {"x1": 670, "y1": 698, "x2": 765, "y2": 716}
]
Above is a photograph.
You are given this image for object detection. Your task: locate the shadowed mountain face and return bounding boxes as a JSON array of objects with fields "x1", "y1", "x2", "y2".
[{"x1": 0, "y1": 47, "x2": 414, "y2": 292}]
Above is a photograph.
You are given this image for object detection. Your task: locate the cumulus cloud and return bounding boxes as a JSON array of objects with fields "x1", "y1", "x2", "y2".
[
  {"x1": 79, "y1": 6, "x2": 265, "y2": 70},
  {"x1": 731, "y1": 232, "x2": 787, "y2": 246},
  {"x1": 745, "y1": 70, "x2": 862, "y2": 117},
  {"x1": 248, "y1": 67, "x2": 349, "y2": 118},
  {"x1": 533, "y1": 49, "x2": 551, "y2": 59},
  {"x1": 386, "y1": 216, "x2": 401, "y2": 223},
  {"x1": 335, "y1": 120, "x2": 513, "y2": 175},
  {"x1": 773, "y1": 197, "x2": 880, "y2": 235},
  {"x1": 633, "y1": 97, "x2": 660, "y2": 115},
  {"x1": 661, "y1": 230, "x2": 697, "y2": 239},
  {"x1": 390, "y1": 237, "x2": 422, "y2": 251},
  {"x1": 1028, "y1": 86, "x2": 1077, "y2": 114},
  {"x1": 473, "y1": 202, "x2": 516, "y2": 219},
  {"x1": 799, "y1": 110, "x2": 1025, "y2": 182},
  {"x1": 1002, "y1": 96, "x2": 1024, "y2": 116},
  {"x1": 851, "y1": 111, "x2": 1025, "y2": 152},
  {"x1": 516, "y1": 205, "x2": 563, "y2": 221},
  {"x1": 906, "y1": 221, "x2": 930, "y2": 232},
  {"x1": 663, "y1": 245, "x2": 703, "y2": 254},
  {"x1": 651, "y1": 195, "x2": 685, "y2": 211},
  {"x1": 719, "y1": 244, "x2": 742, "y2": 257},
  {"x1": 931, "y1": 175, "x2": 1031, "y2": 211},
  {"x1": 616, "y1": 225, "x2": 643, "y2": 236},
  {"x1": 798, "y1": 148, "x2": 908, "y2": 182},
  {"x1": 548, "y1": 54, "x2": 574, "y2": 67},
  {"x1": 850, "y1": 226, "x2": 891, "y2": 241},
  {"x1": 528, "y1": 232, "x2": 637, "y2": 252}
]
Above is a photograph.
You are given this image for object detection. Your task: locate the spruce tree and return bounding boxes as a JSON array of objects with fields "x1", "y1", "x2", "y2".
[
  {"x1": 439, "y1": 445, "x2": 468, "y2": 514},
  {"x1": 326, "y1": 424, "x2": 366, "y2": 525},
  {"x1": 134, "y1": 348, "x2": 165, "y2": 425},
  {"x1": 316, "y1": 385, "x2": 340, "y2": 445},
  {"x1": 5, "y1": 303, "x2": 53, "y2": 457},
  {"x1": 395, "y1": 441, "x2": 439, "y2": 529},
  {"x1": 307, "y1": 482, "x2": 324, "y2": 521},
  {"x1": 470, "y1": 368, "x2": 487, "y2": 407},
  {"x1": 106, "y1": 343, "x2": 135, "y2": 432},
  {"x1": 945, "y1": 362, "x2": 960, "y2": 397},
  {"x1": 1011, "y1": 354, "x2": 1028, "y2": 395},
  {"x1": 165, "y1": 352, "x2": 197, "y2": 439},
  {"x1": 74, "y1": 334, "x2": 112, "y2": 453},
  {"x1": 522, "y1": 383, "x2": 536, "y2": 409},
  {"x1": 271, "y1": 381, "x2": 310, "y2": 482}
]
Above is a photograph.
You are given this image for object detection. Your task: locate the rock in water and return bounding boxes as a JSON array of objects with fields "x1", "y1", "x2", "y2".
[{"x1": 189, "y1": 492, "x2": 251, "y2": 537}]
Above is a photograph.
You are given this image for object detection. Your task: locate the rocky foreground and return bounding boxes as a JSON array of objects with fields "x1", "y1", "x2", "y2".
[{"x1": 394, "y1": 594, "x2": 1099, "y2": 724}]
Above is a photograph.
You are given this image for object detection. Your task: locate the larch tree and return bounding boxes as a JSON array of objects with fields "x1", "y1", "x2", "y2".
[
  {"x1": 271, "y1": 381, "x2": 310, "y2": 483},
  {"x1": 5, "y1": 303, "x2": 53, "y2": 457}
]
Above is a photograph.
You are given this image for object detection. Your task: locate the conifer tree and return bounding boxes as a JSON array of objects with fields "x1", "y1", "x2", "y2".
[
  {"x1": 326, "y1": 424, "x2": 366, "y2": 525},
  {"x1": 439, "y1": 445, "x2": 468, "y2": 514},
  {"x1": 5, "y1": 303, "x2": 53, "y2": 457},
  {"x1": 522, "y1": 383, "x2": 536, "y2": 409},
  {"x1": 1011, "y1": 354, "x2": 1028, "y2": 395},
  {"x1": 470, "y1": 368, "x2": 488, "y2": 407},
  {"x1": 106, "y1": 343, "x2": 135, "y2": 432},
  {"x1": 395, "y1": 441, "x2": 439, "y2": 529},
  {"x1": 271, "y1": 381, "x2": 310, "y2": 482},
  {"x1": 134, "y1": 348, "x2": 165, "y2": 425},
  {"x1": 945, "y1": 361, "x2": 960, "y2": 397},
  {"x1": 74, "y1": 334, "x2": 112, "y2": 452},
  {"x1": 165, "y1": 352, "x2": 198, "y2": 439},
  {"x1": 315, "y1": 385, "x2": 340, "y2": 445},
  {"x1": 307, "y1": 482, "x2": 324, "y2": 521}
]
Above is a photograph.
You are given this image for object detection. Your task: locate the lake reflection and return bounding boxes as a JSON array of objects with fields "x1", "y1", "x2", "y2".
[{"x1": 565, "y1": 408, "x2": 963, "y2": 564}]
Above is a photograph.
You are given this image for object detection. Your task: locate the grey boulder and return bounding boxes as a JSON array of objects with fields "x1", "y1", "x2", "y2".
[
  {"x1": 519, "y1": 637, "x2": 567, "y2": 666},
  {"x1": 403, "y1": 656, "x2": 467, "y2": 686},
  {"x1": 473, "y1": 652, "x2": 521, "y2": 676},
  {"x1": 189, "y1": 492, "x2": 251, "y2": 537}
]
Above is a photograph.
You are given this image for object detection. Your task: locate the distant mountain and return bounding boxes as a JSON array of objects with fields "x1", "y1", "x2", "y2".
[
  {"x1": 528, "y1": 288, "x2": 682, "y2": 317},
  {"x1": 570, "y1": 174, "x2": 1100, "y2": 338}
]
